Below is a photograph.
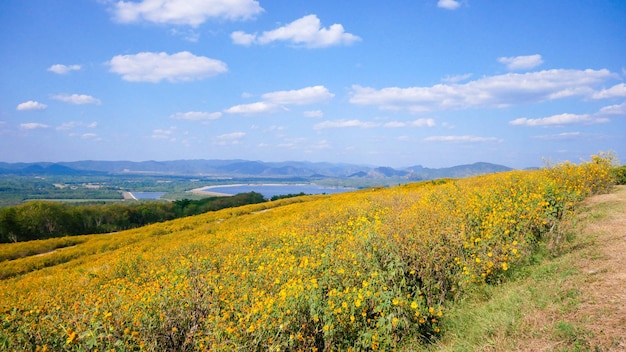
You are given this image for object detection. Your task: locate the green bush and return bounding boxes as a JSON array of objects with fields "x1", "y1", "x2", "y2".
[{"x1": 611, "y1": 166, "x2": 626, "y2": 185}]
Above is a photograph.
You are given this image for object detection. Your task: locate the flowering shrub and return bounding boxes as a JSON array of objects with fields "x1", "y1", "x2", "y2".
[{"x1": 0, "y1": 154, "x2": 616, "y2": 351}]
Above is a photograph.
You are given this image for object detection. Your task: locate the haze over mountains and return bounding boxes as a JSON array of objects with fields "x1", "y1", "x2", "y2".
[{"x1": 0, "y1": 160, "x2": 514, "y2": 180}]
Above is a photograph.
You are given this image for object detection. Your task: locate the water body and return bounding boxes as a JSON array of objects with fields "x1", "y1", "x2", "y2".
[
  {"x1": 130, "y1": 192, "x2": 167, "y2": 200},
  {"x1": 201, "y1": 184, "x2": 355, "y2": 199}
]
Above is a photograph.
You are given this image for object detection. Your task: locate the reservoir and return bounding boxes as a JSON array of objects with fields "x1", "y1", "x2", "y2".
[{"x1": 199, "y1": 184, "x2": 355, "y2": 199}]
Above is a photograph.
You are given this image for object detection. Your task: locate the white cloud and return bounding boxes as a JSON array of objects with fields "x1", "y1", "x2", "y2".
[
  {"x1": 383, "y1": 121, "x2": 405, "y2": 128},
  {"x1": 598, "y1": 102, "x2": 626, "y2": 115},
  {"x1": 48, "y1": 64, "x2": 81, "y2": 74},
  {"x1": 20, "y1": 122, "x2": 49, "y2": 130},
  {"x1": 410, "y1": 118, "x2": 436, "y2": 127},
  {"x1": 231, "y1": 31, "x2": 257, "y2": 46},
  {"x1": 57, "y1": 121, "x2": 99, "y2": 130},
  {"x1": 437, "y1": 0, "x2": 461, "y2": 10},
  {"x1": 592, "y1": 83, "x2": 626, "y2": 99},
  {"x1": 169, "y1": 28, "x2": 200, "y2": 42},
  {"x1": 498, "y1": 54, "x2": 544, "y2": 70},
  {"x1": 224, "y1": 102, "x2": 281, "y2": 115},
  {"x1": 151, "y1": 127, "x2": 177, "y2": 141},
  {"x1": 308, "y1": 139, "x2": 332, "y2": 150},
  {"x1": 509, "y1": 113, "x2": 609, "y2": 126},
  {"x1": 81, "y1": 133, "x2": 99, "y2": 140},
  {"x1": 424, "y1": 135, "x2": 502, "y2": 143},
  {"x1": 262, "y1": 85, "x2": 334, "y2": 105},
  {"x1": 109, "y1": 51, "x2": 227, "y2": 83},
  {"x1": 16, "y1": 100, "x2": 47, "y2": 111},
  {"x1": 383, "y1": 118, "x2": 436, "y2": 128},
  {"x1": 350, "y1": 69, "x2": 614, "y2": 112},
  {"x1": 314, "y1": 119, "x2": 379, "y2": 129},
  {"x1": 441, "y1": 73, "x2": 472, "y2": 83},
  {"x1": 51, "y1": 94, "x2": 101, "y2": 105},
  {"x1": 214, "y1": 132, "x2": 245, "y2": 145},
  {"x1": 219, "y1": 85, "x2": 335, "y2": 117},
  {"x1": 303, "y1": 110, "x2": 324, "y2": 118},
  {"x1": 232, "y1": 14, "x2": 361, "y2": 48},
  {"x1": 218, "y1": 132, "x2": 245, "y2": 139},
  {"x1": 533, "y1": 132, "x2": 582, "y2": 140},
  {"x1": 170, "y1": 111, "x2": 222, "y2": 121},
  {"x1": 112, "y1": 0, "x2": 263, "y2": 26}
]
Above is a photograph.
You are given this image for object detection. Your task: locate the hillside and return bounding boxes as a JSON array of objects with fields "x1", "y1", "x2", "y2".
[{"x1": 0, "y1": 155, "x2": 615, "y2": 351}]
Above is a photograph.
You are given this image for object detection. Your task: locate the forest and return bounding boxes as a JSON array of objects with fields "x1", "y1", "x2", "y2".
[{"x1": 0, "y1": 192, "x2": 265, "y2": 243}]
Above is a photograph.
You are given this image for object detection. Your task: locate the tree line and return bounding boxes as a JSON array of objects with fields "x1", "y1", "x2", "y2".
[{"x1": 0, "y1": 192, "x2": 265, "y2": 243}]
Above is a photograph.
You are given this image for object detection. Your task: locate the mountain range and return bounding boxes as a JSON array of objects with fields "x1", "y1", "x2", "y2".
[{"x1": 0, "y1": 160, "x2": 514, "y2": 180}]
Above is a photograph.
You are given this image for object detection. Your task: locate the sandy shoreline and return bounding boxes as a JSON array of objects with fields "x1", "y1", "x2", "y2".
[
  {"x1": 187, "y1": 183, "x2": 314, "y2": 197},
  {"x1": 187, "y1": 186, "x2": 234, "y2": 197}
]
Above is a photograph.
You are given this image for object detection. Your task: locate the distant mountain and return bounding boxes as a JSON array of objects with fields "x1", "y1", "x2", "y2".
[
  {"x1": 0, "y1": 160, "x2": 513, "y2": 180},
  {"x1": 367, "y1": 167, "x2": 410, "y2": 178},
  {"x1": 0, "y1": 163, "x2": 105, "y2": 176},
  {"x1": 406, "y1": 162, "x2": 513, "y2": 180}
]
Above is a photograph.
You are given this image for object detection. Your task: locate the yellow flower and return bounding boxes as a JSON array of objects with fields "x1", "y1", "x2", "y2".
[{"x1": 410, "y1": 301, "x2": 418, "y2": 310}]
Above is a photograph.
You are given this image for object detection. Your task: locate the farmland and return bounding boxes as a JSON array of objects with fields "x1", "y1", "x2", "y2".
[{"x1": 0, "y1": 154, "x2": 618, "y2": 351}]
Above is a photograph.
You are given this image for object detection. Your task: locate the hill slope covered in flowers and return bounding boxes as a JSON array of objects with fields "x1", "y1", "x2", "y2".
[{"x1": 0, "y1": 154, "x2": 617, "y2": 351}]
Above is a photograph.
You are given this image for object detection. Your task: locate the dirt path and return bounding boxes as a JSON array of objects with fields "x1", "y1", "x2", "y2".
[{"x1": 572, "y1": 185, "x2": 626, "y2": 350}]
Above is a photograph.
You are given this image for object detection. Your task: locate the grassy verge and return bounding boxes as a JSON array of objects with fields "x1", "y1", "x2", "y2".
[{"x1": 409, "y1": 186, "x2": 626, "y2": 352}]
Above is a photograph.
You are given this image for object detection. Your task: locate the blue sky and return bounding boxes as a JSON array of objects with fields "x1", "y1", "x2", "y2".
[{"x1": 1, "y1": 0, "x2": 625, "y2": 168}]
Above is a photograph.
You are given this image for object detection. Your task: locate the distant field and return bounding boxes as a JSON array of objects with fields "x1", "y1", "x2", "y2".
[
  {"x1": 0, "y1": 154, "x2": 617, "y2": 351},
  {"x1": 25, "y1": 198, "x2": 124, "y2": 203}
]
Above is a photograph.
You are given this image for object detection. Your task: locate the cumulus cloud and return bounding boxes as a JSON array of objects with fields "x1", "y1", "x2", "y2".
[
  {"x1": 57, "y1": 121, "x2": 98, "y2": 130},
  {"x1": 533, "y1": 132, "x2": 582, "y2": 140},
  {"x1": 48, "y1": 64, "x2": 81, "y2": 74},
  {"x1": 592, "y1": 83, "x2": 626, "y2": 99},
  {"x1": 170, "y1": 111, "x2": 222, "y2": 121},
  {"x1": 109, "y1": 51, "x2": 227, "y2": 83},
  {"x1": 410, "y1": 118, "x2": 436, "y2": 127},
  {"x1": 232, "y1": 14, "x2": 361, "y2": 48},
  {"x1": 509, "y1": 113, "x2": 609, "y2": 126},
  {"x1": 231, "y1": 31, "x2": 257, "y2": 46},
  {"x1": 214, "y1": 132, "x2": 245, "y2": 145},
  {"x1": 383, "y1": 118, "x2": 436, "y2": 128},
  {"x1": 20, "y1": 122, "x2": 49, "y2": 130},
  {"x1": 314, "y1": 119, "x2": 379, "y2": 129},
  {"x1": 350, "y1": 69, "x2": 614, "y2": 112},
  {"x1": 598, "y1": 102, "x2": 626, "y2": 115},
  {"x1": 151, "y1": 127, "x2": 177, "y2": 141},
  {"x1": 441, "y1": 73, "x2": 472, "y2": 83},
  {"x1": 224, "y1": 85, "x2": 334, "y2": 115},
  {"x1": 169, "y1": 28, "x2": 200, "y2": 42},
  {"x1": 262, "y1": 85, "x2": 334, "y2": 105},
  {"x1": 224, "y1": 102, "x2": 282, "y2": 115},
  {"x1": 437, "y1": 0, "x2": 461, "y2": 10},
  {"x1": 424, "y1": 135, "x2": 502, "y2": 143},
  {"x1": 51, "y1": 94, "x2": 101, "y2": 105},
  {"x1": 81, "y1": 133, "x2": 100, "y2": 140},
  {"x1": 498, "y1": 54, "x2": 544, "y2": 70},
  {"x1": 16, "y1": 101, "x2": 47, "y2": 111},
  {"x1": 112, "y1": 0, "x2": 263, "y2": 26},
  {"x1": 303, "y1": 110, "x2": 324, "y2": 118}
]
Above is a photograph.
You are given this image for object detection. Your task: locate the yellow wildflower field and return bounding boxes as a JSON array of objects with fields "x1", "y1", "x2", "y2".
[{"x1": 0, "y1": 153, "x2": 617, "y2": 351}]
